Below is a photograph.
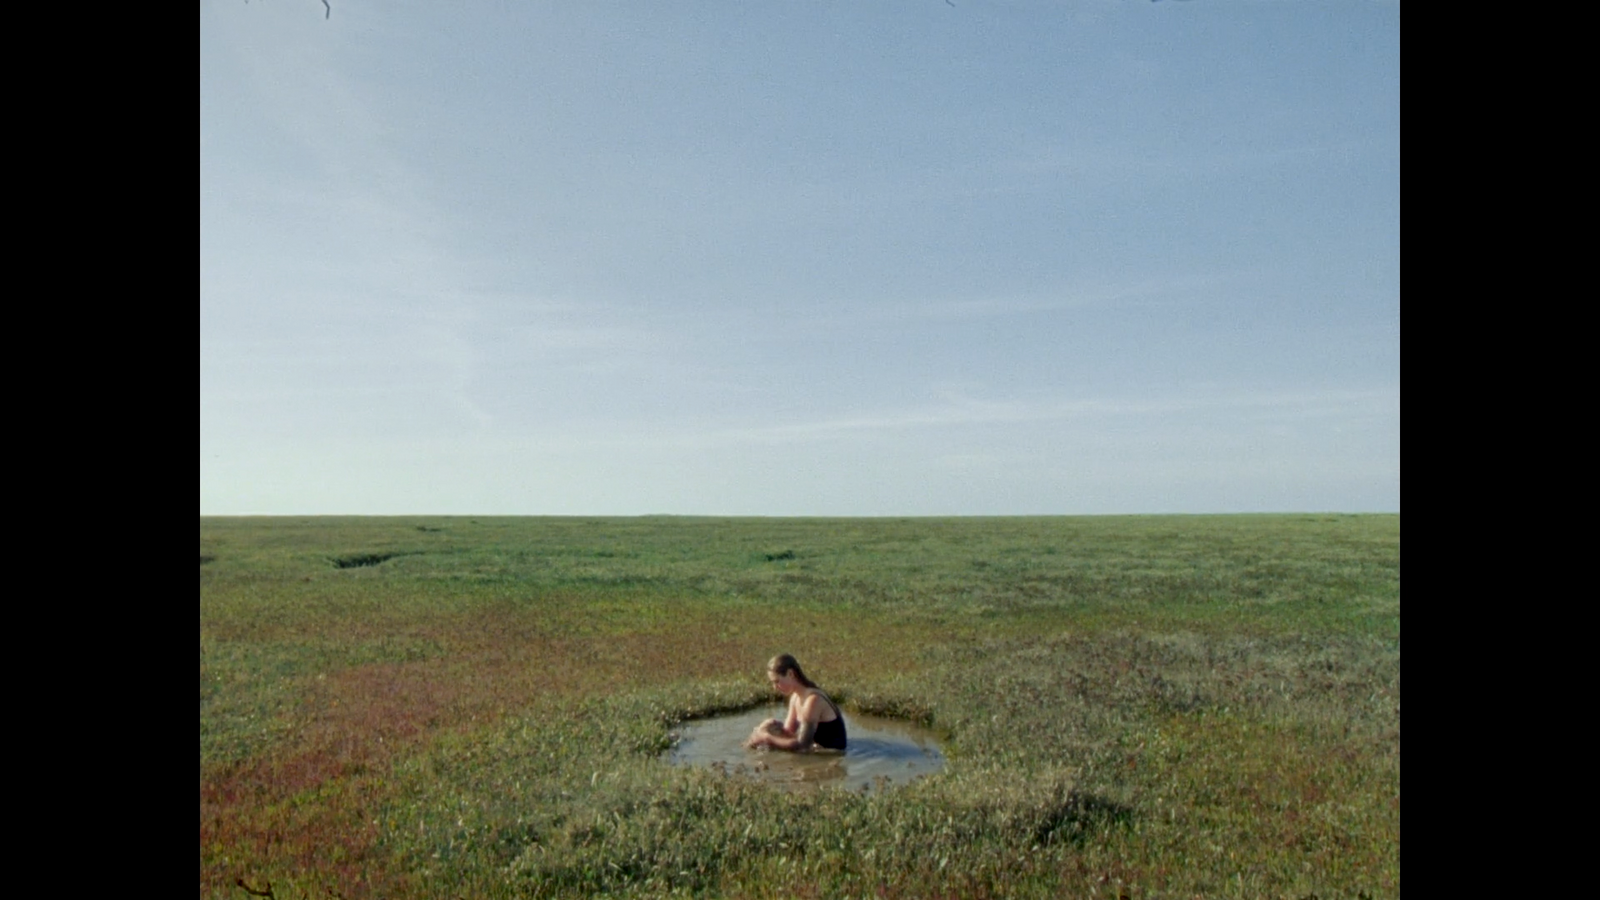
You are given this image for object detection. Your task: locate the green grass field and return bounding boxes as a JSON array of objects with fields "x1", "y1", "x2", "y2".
[{"x1": 200, "y1": 515, "x2": 1399, "y2": 899}]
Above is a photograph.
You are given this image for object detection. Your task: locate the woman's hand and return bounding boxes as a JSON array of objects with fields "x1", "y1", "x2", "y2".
[
  {"x1": 746, "y1": 717, "x2": 786, "y2": 749},
  {"x1": 746, "y1": 721, "x2": 779, "y2": 748}
]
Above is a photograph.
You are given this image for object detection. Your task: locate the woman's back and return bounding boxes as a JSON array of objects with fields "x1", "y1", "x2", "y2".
[{"x1": 806, "y1": 689, "x2": 847, "y2": 750}]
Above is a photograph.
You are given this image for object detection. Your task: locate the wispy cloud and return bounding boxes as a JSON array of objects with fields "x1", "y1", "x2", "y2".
[
  {"x1": 494, "y1": 386, "x2": 1396, "y2": 453},
  {"x1": 873, "y1": 272, "x2": 1241, "y2": 322}
]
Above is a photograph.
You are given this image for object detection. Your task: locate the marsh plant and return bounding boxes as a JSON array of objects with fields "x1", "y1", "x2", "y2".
[{"x1": 201, "y1": 515, "x2": 1399, "y2": 898}]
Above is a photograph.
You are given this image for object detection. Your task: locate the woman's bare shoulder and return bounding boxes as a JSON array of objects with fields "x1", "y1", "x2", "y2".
[{"x1": 801, "y1": 688, "x2": 838, "y2": 720}]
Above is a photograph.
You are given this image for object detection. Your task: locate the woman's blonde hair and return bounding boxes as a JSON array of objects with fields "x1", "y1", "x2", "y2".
[{"x1": 767, "y1": 653, "x2": 818, "y2": 689}]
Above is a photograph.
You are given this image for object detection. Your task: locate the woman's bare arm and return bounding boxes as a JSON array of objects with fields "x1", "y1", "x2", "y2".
[
  {"x1": 754, "y1": 694, "x2": 822, "y2": 751},
  {"x1": 782, "y1": 695, "x2": 801, "y2": 735}
]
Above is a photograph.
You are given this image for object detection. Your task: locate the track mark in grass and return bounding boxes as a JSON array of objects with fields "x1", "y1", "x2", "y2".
[
  {"x1": 235, "y1": 878, "x2": 275, "y2": 897},
  {"x1": 331, "y1": 552, "x2": 403, "y2": 569}
]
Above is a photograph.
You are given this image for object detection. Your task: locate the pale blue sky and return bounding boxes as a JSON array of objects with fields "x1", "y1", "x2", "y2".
[{"x1": 200, "y1": 1, "x2": 1399, "y2": 515}]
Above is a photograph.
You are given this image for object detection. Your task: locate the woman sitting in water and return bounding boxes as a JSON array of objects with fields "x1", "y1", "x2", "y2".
[{"x1": 744, "y1": 654, "x2": 847, "y2": 752}]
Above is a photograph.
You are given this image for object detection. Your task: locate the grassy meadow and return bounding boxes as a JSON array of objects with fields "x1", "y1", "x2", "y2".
[{"x1": 200, "y1": 515, "x2": 1399, "y2": 899}]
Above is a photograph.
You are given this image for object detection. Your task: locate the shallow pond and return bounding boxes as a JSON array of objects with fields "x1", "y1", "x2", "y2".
[{"x1": 664, "y1": 706, "x2": 946, "y2": 792}]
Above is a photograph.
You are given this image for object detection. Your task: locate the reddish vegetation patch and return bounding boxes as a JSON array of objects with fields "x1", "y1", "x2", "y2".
[
  {"x1": 200, "y1": 601, "x2": 903, "y2": 896},
  {"x1": 203, "y1": 643, "x2": 590, "y2": 893}
]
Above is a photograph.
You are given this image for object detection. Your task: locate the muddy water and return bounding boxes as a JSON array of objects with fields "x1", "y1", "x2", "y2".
[{"x1": 664, "y1": 706, "x2": 946, "y2": 792}]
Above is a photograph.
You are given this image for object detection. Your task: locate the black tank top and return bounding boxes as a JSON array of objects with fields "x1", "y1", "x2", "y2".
[{"x1": 812, "y1": 693, "x2": 847, "y2": 750}]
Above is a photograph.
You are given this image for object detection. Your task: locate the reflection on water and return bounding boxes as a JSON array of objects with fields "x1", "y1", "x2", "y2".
[{"x1": 665, "y1": 706, "x2": 946, "y2": 792}]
